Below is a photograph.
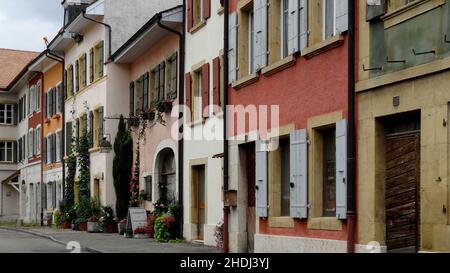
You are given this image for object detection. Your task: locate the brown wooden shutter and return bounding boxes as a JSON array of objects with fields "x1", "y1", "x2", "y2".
[
  {"x1": 185, "y1": 72, "x2": 192, "y2": 116},
  {"x1": 187, "y1": 0, "x2": 194, "y2": 30},
  {"x1": 212, "y1": 57, "x2": 220, "y2": 112},
  {"x1": 203, "y1": 0, "x2": 211, "y2": 20},
  {"x1": 202, "y1": 63, "x2": 210, "y2": 118}
]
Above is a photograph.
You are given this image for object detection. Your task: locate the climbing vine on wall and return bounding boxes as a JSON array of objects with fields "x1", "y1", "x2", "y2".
[
  {"x1": 129, "y1": 143, "x2": 140, "y2": 207},
  {"x1": 77, "y1": 130, "x2": 91, "y2": 200}
]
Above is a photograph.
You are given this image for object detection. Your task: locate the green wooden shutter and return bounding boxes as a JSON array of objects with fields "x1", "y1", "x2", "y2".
[
  {"x1": 99, "y1": 41, "x2": 104, "y2": 78},
  {"x1": 129, "y1": 82, "x2": 135, "y2": 115},
  {"x1": 89, "y1": 48, "x2": 94, "y2": 83}
]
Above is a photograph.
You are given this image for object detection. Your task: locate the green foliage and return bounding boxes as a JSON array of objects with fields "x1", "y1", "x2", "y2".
[
  {"x1": 113, "y1": 115, "x2": 133, "y2": 220},
  {"x1": 129, "y1": 144, "x2": 140, "y2": 207},
  {"x1": 65, "y1": 151, "x2": 76, "y2": 210},
  {"x1": 75, "y1": 197, "x2": 93, "y2": 223},
  {"x1": 154, "y1": 216, "x2": 171, "y2": 242},
  {"x1": 139, "y1": 190, "x2": 149, "y2": 202},
  {"x1": 77, "y1": 130, "x2": 90, "y2": 200},
  {"x1": 53, "y1": 208, "x2": 62, "y2": 228},
  {"x1": 100, "y1": 206, "x2": 116, "y2": 228}
]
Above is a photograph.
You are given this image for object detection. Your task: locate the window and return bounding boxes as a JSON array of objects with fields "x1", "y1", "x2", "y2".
[
  {"x1": 323, "y1": 0, "x2": 335, "y2": 40},
  {"x1": 36, "y1": 80, "x2": 41, "y2": 111},
  {"x1": 281, "y1": 0, "x2": 289, "y2": 58},
  {"x1": 21, "y1": 135, "x2": 26, "y2": 161},
  {"x1": 28, "y1": 129, "x2": 34, "y2": 158},
  {"x1": 79, "y1": 54, "x2": 87, "y2": 89},
  {"x1": 18, "y1": 137, "x2": 22, "y2": 162},
  {"x1": 65, "y1": 121, "x2": 73, "y2": 156},
  {"x1": 35, "y1": 126, "x2": 41, "y2": 155},
  {"x1": 152, "y1": 63, "x2": 165, "y2": 102},
  {"x1": 56, "y1": 131, "x2": 62, "y2": 162},
  {"x1": 75, "y1": 60, "x2": 79, "y2": 93},
  {"x1": 66, "y1": 65, "x2": 74, "y2": 98},
  {"x1": 193, "y1": 69, "x2": 203, "y2": 122},
  {"x1": 56, "y1": 83, "x2": 63, "y2": 114},
  {"x1": 129, "y1": 82, "x2": 135, "y2": 116},
  {"x1": 93, "y1": 107, "x2": 104, "y2": 148},
  {"x1": 145, "y1": 176, "x2": 152, "y2": 201},
  {"x1": 321, "y1": 127, "x2": 336, "y2": 217},
  {"x1": 89, "y1": 48, "x2": 94, "y2": 83},
  {"x1": 0, "y1": 104, "x2": 14, "y2": 125},
  {"x1": 193, "y1": 0, "x2": 204, "y2": 26},
  {"x1": 166, "y1": 53, "x2": 178, "y2": 100},
  {"x1": 0, "y1": 141, "x2": 14, "y2": 163},
  {"x1": 236, "y1": 2, "x2": 257, "y2": 79},
  {"x1": 134, "y1": 77, "x2": 142, "y2": 114},
  {"x1": 93, "y1": 41, "x2": 104, "y2": 81},
  {"x1": 23, "y1": 94, "x2": 26, "y2": 119}
]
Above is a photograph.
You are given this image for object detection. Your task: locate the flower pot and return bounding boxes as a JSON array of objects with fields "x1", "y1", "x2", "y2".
[
  {"x1": 133, "y1": 233, "x2": 148, "y2": 239},
  {"x1": 62, "y1": 221, "x2": 72, "y2": 229},
  {"x1": 118, "y1": 223, "x2": 126, "y2": 235},
  {"x1": 78, "y1": 221, "x2": 88, "y2": 232},
  {"x1": 87, "y1": 221, "x2": 101, "y2": 233},
  {"x1": 104, "y1": 223, "x2": 116, "y2": 233}
]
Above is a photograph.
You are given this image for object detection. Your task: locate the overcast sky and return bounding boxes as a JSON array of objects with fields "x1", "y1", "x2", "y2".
[{"x1": 0, "y1": 0, "x2": 63, "y2": 52}]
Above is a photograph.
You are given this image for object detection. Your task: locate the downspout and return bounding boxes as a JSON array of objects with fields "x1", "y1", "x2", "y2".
[
  {"x1": 82, "y1": 12, "x2": 112, "y2": 58},
  {"x1": 38, "y1": 71, "x2": 44, "y2": 227},
  {"x1": 347, "y1": 0, "x2": 356, "y2": 253},
  {"x1": 223, "y1": 0, "x2": 230, "y2": 254},
  {"x1": 45, "y1": 51, "x2": 65, "y2": 205},
  {"x1": 156, "y1": 6, "x2": 185, "y2": 239}
]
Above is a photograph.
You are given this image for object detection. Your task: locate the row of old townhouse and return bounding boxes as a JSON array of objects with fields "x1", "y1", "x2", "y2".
[{"x1": 1, "y1": 0, "x2": 450, "y2": 253}]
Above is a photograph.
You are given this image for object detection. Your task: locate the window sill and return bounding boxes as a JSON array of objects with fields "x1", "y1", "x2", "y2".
[
  {"x1": 231, "y1": 73, "x2": 259, "y2": 90},
  {"x1": 189, "y1": 20, "x2": 206, "y2": 34},
  {"x1": 301, "y1": 35, "x2": 345, "y2": 60},
  {"x1": 0, "y1": 124, "x2": 16, "y2": 127},
  {"x1": 268, "y1": 217, "x2": 295, "y2": 228},
  {"x1": 261, "y1": 55, "x2": 297, "y2": 77},
  {"x1": 381, "y1": 0, "x2": 444, "y2": 29},
  {"x1": 307, "y1": 217, "x2": 343, "y2": 231}
]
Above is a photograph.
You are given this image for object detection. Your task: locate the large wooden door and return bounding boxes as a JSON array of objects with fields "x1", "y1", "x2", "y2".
[
  {"x1": 192, "y1": 165, "x2": 206, "y2": 241},
  {"x1": 243, "y1": 144, "x2": 256, "y2": 253},
  {"x1": 385, "y1": 132, "x2": 420, "y2": 253}
]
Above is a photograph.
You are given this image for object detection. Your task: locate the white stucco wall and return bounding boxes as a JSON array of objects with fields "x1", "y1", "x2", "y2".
[{"x1": 183, "y1": 1, "x2": 225, "y2": 246}]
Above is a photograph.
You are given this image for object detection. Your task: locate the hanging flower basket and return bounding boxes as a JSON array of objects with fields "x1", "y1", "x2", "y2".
[{"x1": 156, "y1": 100, "x2": 173, "y2": 113}]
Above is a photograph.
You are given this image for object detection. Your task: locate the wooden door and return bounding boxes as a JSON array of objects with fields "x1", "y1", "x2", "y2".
[
  {"x1": 192, "y1": 165, "x2": 206, "y2": 241},
  {"x1": 385, "y1": 132, "x2": 420, "y2": 253},
  {"x1": 245, "y1": 144, "x2": 256, "y2": 253}
]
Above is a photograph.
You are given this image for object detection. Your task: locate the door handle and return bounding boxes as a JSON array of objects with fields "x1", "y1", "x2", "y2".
[
  {"x1": 256, "y1": 185, "x2": 259, "y2": 191},
  {"x1": 290, "y1": 182, "x2": 295, "y2": 188}
]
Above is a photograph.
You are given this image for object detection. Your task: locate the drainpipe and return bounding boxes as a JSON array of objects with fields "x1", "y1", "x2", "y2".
[
  {"x1": 347, "y1": 0, "x2": 356, "y2": 253},
  {"x1": 38, "y1": 71, "x2": 44, "y2": 227},
  {"x1": 82, "y1": 12, "x2": 112, "y2": 58},
  {"x1": 45, "y1": 51, "x2": 65, "y2": 206},
  {"x1": 156, "y1": 6, "x2": 185, "y2": 239},
  {"x1": 223, "y1": 0, "x2": 230, "y2": 254}
]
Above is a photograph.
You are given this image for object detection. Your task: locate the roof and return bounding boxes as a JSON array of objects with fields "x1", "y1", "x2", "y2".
[
  {"x1": 111, "y1": 5, "x2": 183, "y2": 64},
  {"x1": 0, "y1": 48, "x2": 39, "y2": 90}
]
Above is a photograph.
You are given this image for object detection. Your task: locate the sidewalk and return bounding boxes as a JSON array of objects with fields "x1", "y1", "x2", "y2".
[{"x1": 0, "y1": 227, "x2": 221, "y2": 253}]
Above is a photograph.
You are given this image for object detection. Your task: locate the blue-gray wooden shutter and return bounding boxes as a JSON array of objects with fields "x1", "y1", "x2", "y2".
[
  {"x1": 290, "y1": 129, "x2": 308, "y2": 218},
  {"x1": 228, "y1": 12, "x2": 238, "y2": 83},
  {"x1": 335, "y1": 0, "x2": 348, "y2": 34},
  {"x1": 253, "y1": 0, "x2": 268, "y2": 71},
  {"x1": 299, "y1": 0, "x2": 308, "y2": 51},
  {"x1": 335, "y1": 119, "x2": 347, "y2": 219},
  {"x1": 255, "y1": 140, "x2": 268, "y2": 217},
  {"x1": 288, "y1": 0, "x2": 299, "y2": 54}
]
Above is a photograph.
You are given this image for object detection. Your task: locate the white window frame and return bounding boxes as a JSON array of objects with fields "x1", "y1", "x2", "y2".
[
  {"x1": 35, "y1": 125, "x2": 41, "y2": 155},
  {"x1": 0, "y1": 104, "x2": 14, "y2": 125},
  {"x1": 281, "y1": 0, "x2": 290, "y2": 58},
  {"x1": 55, "y1": 130, "x2": 62, "y2": 162},
  {"x1": 0, "y1": 141, "x2": 14, "y2": 163},
  {"x1": 322, "y1": 0, "x2": 336, "y2": 40},
  {"x1": 28, "y1": 129, "x2": 34, "y2": 158},
  {"x1": 36, "y1": 80, "x2": 41, "y2": 112}
]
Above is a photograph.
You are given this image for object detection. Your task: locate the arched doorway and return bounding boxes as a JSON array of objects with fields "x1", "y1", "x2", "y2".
[{"x1": 154, "y1": 148, "x2": 177, "y2": 205}]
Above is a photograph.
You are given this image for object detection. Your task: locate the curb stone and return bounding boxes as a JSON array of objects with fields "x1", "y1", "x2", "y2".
[{"x1": 0, "y1": 227, "x2": 104, "y2": 253}]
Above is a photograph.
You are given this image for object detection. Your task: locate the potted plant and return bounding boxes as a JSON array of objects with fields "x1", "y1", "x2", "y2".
[
  {"x1": 156, "y1": 100, "x2": 173, "y2": 113},
  {"x1": 100, "y1": 206, "x2": 117, "y2": 233},
  {"x1": 118, "y1": 219, "x2": 127, "y2": 235},
  {"x1": 87, "y1": 215, "x2": 101, "y2": 233},
  {"x1": 75, "y1": 198, "x2": 92, "y2": 232},
  {"x1": 142, "y1": 108, "x2": 156, "y2": 121},
  {"x1": 128, "y1": 115, "x2": 140, "y2": 127},
  {"x1": 133, "y1": 225, "x2": 152, "y2": 239}
]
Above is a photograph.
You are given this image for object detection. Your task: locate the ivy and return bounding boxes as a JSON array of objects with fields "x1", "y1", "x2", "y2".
[
  {"x1": 64, "y1": 150, "x2": 76, "y2": 211},
  {"x1": 129, "y1": 143, "x2": 140, "y2": 207},
  {"x1": 77, "y1": 129, "x2": 90, "y2": 200}
]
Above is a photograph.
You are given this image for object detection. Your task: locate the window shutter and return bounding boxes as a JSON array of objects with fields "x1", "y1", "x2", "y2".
[
  {"x1": 13, "y1": 141, "x2": 17, "y2": 163},
  {"x1": 83, "y1": 53, "x2": 87, "y2": 86},
  {"x1": 53, "y1": 87, "x2": 57, "y2": 116},
  {"x1": 336, "y1": 119, "x2": 347, "y2": 219},
  {"x1": 99, "y1": 107, "x2": 104, "y2": 142},
  {"x1": 89, "y1": 48, "x2": 94, "y2": 83},
  {"x1": 64, "y1": 70, "x2": 68, "y2": 100},
  {"x1": 187, "y1": 0, "x2": 193, "y2": 30},
  {"x1": 143, "y1": 73, "x2": 149, "y2": 110},
  {"x1": 56, "y1": 131, "x2": 61, "y2": 162},
  {"x1": 47, "y1": 137, "x2": 51, "y2": 164},
  {"x1": 202, "y1": 63, "x2": 210, "y2": 118},
  {"x1": 290, "y1": 129, "x2": 308, "y2": 218},
  {"x1": 75, "y1": 60, "x2": 79, "y2": 92},
  {"x1": 212, "y1": 56, "x2": 220, "y2": 111},
  {"x1": 13, "y1": 103, "x2": 18, "y2": 125},
  {"x1": 76, "y1": 118, "x2": 80, "y2": 149},
  {"x1": 52, "y1": 182, "x2": 57, "y2": 208},
  {"x1": 129, "y1": 82, "x2": 135, "y2": 115},
  {"x1": 299, "y1": 0, "x2": 308, "y2": 51},
  {"x1": 185, "y1": 72, "x2": 192, "y2": 112},
  {"x1": 140, "y1": 75, "x2": 145, "y2": 111},
  {"x1": 66, "y1": 122, "x2": 73, "y2": 156},
  {"x1": 58, "y1": 84, "x2": 63, "y2": 113},
  {"x1": 203, "y1": 0, "x2": 211, "y2": 20},
  {"x1": 99, "y1": 41, "x2": 104, "y2": 77},
  {"x1": 43, "y1": 137, "x2": 47, "y2": 163},
  {"x1": 288, "y1": 0, "x2": 299, "y2": 54},
  {"x1": 253, "y1": 0, "x2": 268, "y2": 71},
  {"x1": 53, "y1": 134, "x2": 57, "y2": 163},
  {"x1": 335, "y1": 0, "x2": 348, "y2": 34},
  {"x1": 255, "y1": 140, "x2": 268, "y2": 217},
  {"x1": 89, "y1": 111, "x2": 94, "y2": 148},
  {"x1": 366, "y1": 0, "x2": 386, "y2": 21},
  {"x1": 228, "y1": 12, "x2": 238, "y2": 83}
]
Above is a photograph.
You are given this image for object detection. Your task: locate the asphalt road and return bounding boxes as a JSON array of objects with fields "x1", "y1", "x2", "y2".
[{"x1": 0, "y1": 228, "x2": 72, "y2": 253}]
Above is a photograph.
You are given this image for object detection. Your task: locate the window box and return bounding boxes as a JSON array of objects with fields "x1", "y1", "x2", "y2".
[
  {"x1": 44, "y1": 118, "x2": 51, "y2": 124},
  {"x1": 53, "y1": 113, "x2": 61, "y2": 120},
  {"x1": 128, "y1": 116, "x2": 140, "y2": 127},
  {"x1": 156, "y1": 100, "x2": 173, "y2": 113},
  {"x1": 142, "y1": 110, "x2": 156, "y2": 121}
]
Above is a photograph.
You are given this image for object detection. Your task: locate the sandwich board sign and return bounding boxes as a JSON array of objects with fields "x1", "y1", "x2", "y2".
[{"x1": 126, "y1": 207, "x2": 147, "y2": 236}]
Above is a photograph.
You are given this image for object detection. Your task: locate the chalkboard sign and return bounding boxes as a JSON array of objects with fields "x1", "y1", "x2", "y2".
[{"x1": 126, "y1": 208, "x2": 147, "y2": 235}]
